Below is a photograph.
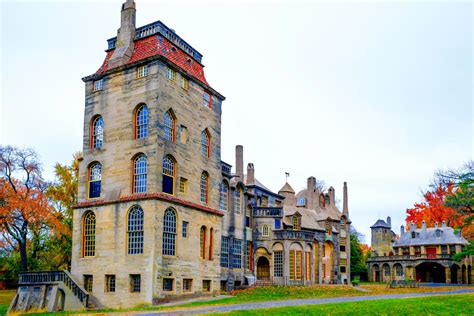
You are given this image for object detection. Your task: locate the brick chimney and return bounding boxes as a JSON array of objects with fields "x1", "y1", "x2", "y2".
[
  {"x1": 328, "y1": 186, "x2": 335, "y2": 205},
  {"x1": 343, "y1": 182, "x2": 348, "y2": 216},
  {"x1": 109, "y1": 0, "x2": 136, "y2": 69},
  {"x1": 247, "y1": 163, "x2": 255, "y2": 185},
  {"x1": 235, "y1": 145, "x2": 243, "y2": 180},
  {"x1": 386, "y1": 216, "x2": 391, "y2": 228},
  {"x1": 307, "y1": 177, "x2": 316, "y2": 208}
]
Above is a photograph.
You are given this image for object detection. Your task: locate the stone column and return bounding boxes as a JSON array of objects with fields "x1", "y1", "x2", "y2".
[
  {"x1": 445, "y1": 267, "x2": 451, "y2": 284},
  {"x1": 318, "y1": 241, "x2": 323, "y2": 284}
]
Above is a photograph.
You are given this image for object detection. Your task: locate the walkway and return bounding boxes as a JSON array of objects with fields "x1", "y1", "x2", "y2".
[{"x1": 135, "y1": 289, "x2": 474, "y2": 315}]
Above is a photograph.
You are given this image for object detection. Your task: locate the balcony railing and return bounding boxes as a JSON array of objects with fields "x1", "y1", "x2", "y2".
[
  {"x1": 18, "y1": 271, "x2": 89, "y2": 307},
  {"x1": 253, "y1": 207, "x2": 283, "y2": 217},
  {"x1": 368, "y1": 254, "x2": 453, "y2": 262},
  {"x1": 274, "y1": 229, "x2": 315, "y2": 241}
]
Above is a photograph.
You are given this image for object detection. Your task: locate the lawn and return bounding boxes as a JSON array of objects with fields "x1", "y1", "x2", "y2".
[
  {"x1": 220, "y1": 294, "x2": 474, "y2": 315},
  {"x1": 0, "y1": 290, "x2": 16, "y2": 316}
]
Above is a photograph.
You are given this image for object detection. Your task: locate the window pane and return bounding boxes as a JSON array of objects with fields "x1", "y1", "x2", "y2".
[
  {"x1": 133, "y1": 155, "x2": 147, "y2": 193},
  {"x1": 163, "y1": 209, "x2": 176, "y2": 256},
  {"x1": 83, "y1": 212, "x2": 96, "y2": 257},
  {"x1": 128, "y1": 206, "x2": 144, "y2": 254},
  {"x1": 136, "y1": 106, "x2": 149, "y2": 139}
]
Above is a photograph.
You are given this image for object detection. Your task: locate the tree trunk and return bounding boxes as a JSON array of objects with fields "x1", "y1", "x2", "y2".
[{"x1": 19, "y1": 239, "x2": 28, "y2": 272}]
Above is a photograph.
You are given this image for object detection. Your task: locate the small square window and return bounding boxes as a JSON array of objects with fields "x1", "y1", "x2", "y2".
[
  {"x1": 340, "y1": 266, "x2": 346, "y2": 273},
  {"x1": 179, "y1": 178, "x2": 188, "y2": 194},
  {"x1": 182, "y1": 221, "x2": 188, "y2": 238},
  {"x1": 183, "y1": 279, "x2": 193, "y2": 292},
  {"x1": 166, "y1": 67, "x2": 176, "y2": 81},
  {"x1": 130, "y1": 274, "x2": 141, "y2": 293},
  {"x1": 163, "y1": 278, "x2": 174, "y2": 291},
  {"x1": 105, "y1": 275, "x2": 115, "y2": 292},
  {"x1": 93, "y1": 79, "x2": 103, "y2": 91},
  {"x1": 202, "y1": 280, "x2": 211, "y2": 292},
  {"x1": 137, "y1": 65, "x2": 149, "y2": 78},
  {"x1": 340, "y1": 245, "x2": 346, "y2": 252},
  {"x1": 202, "y1": 91, "x2": 212, "y2": 108},
  {"x1": 179, "y1": 125, "x2": 188, "y2": 144},
  {"x1": 180, "y1": 76, "x2": 189, "y2": 90}
]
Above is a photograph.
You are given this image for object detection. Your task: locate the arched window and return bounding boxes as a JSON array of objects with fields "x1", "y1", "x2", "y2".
[
  {"x1": 384, "y1": 264, "x2": 391, "y2": 276},
  {"x1": 293, "y1": 215, "x2": 300, "y2": 230},
  {"x1": 163, "y1": 208, "x2": 176, "y2": 256},
  {"x1": 201, "y1": 129, "x2": 211, "y2": 158},
  {"x1": 234, "y1": 187, "x2": 242, "y2": 213},
  {"x1": 88, "y1": 162, "x2": 102, "y2": 199},
  {"x1": 200, "y1": 226, "x2": 207, "y2": 259},
  {"x1": 164, "y1": 110, "x2": 176, "y2": 142},
  {"x1": 395, "y1": 264, "x2": 403, "y2": 277},
  {"x1": 262, "y1": 224, "x2": 269, "y2": 237},
  {"x1": 208, "y1": 228, "x2": 214, "y2": 260},
  {"x1": 135, "y1": 105, "x2": 149, "y2": 139},
  {"x1": 219, "y1": 181, "x2": 228, "y2": 210},
  {"x1": 200, "y1": 171, "x2": 209, "y2": 204},
  {"x1": 82, "y1": 211, "x2": 96, "y2": 257},
  {"x1": 297, "y1": 197, "x2": 305, "y2": 206},
  {"x1": 133, "y1": 154, "x2": 147, "y2": 193},
  {"x1": 162, "y1": 155, "x2": 176, "y2": 195},
  {"x1": 128, "y1": 206, "x2": 144, "y2": 254},
  {"x1": 90, "y1": 116, "x2": 104, "y2": 148}
]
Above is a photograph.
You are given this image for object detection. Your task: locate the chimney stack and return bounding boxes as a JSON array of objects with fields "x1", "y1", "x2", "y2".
[
  {"x1": 401, "y1": 225, "x2": 405, "y2": 235},
  {"x1": 307, "y1": 177, "x2": 316, "y2": 208},
  {"x1": 386, "y1": 216, "x2": 391, "y2": 228},
  {"x1": 247, "y1": 163, "x2": 255, "y2": 185},
  {"x1": 343, "y1": 182, "x2": 348, "y2": 215},
  {"x1": 435, "y1": 222, "x2": 439, "y2": 228},
  {"x1": 328, "y1": 186, "x2": 335, "y2": 205},
  {"x1": 109, "y1": 0, "x2": 136, "y2": 69},
  {"x1": 410, "y1": 222, "x2": 416, "y2": 232},
  {"x1": 235, "y1": 145, "x2": 243, "y2": 180},
  {"x1": 422, "y1": 220, "x2": 426, "y2": 234},
  {"x1": 442, "y1": 221, "x2": 446, "y2": 228}
]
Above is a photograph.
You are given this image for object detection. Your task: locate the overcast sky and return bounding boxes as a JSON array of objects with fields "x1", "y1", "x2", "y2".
[{"x1": 1, "y1": 0, "x2": 472, "y2": 243}]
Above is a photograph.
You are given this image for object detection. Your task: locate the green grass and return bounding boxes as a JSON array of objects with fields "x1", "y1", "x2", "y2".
[
  {"x1": 221, "y1": 294, "x2": 474, "y2": 315},
  {"x1": 0, "y1": 290, "x2": 16, "y2": 316}
]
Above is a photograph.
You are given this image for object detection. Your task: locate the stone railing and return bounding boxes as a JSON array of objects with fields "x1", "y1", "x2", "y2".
[
  {"x1": 274, "y1": 229, "x2": 315, "y2": 241},
  {"x1": 255, "y1": 276, "x2": 313, "y2": 286},
  {"x1": 18, "y1": 270, "x2": 89, "y2": 307},
  {"x1": 253, "y1": 207, "x2": 283, "y2": 217},
  {"x1": 368, "y1": 254, "x2": 453, "y2": 262}
]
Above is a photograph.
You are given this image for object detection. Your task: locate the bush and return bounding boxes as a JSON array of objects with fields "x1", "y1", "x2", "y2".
[{"x1": 352, "y1": 276, "x2": 360, "y2": 286}]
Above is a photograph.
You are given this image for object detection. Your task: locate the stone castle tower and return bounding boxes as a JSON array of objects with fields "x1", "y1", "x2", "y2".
[
  {"x1": 370, "y1": 216, "x2": 395, "y2": 256},
  {"x1": 71, "y1": 0, "x2": 225, "y2": 307}
]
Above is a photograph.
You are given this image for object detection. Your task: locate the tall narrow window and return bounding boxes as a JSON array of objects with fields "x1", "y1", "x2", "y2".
[
  {"x1": 91, "y1": 116, "x2": 104, "y2": 148},
  {"x1": 200, "y1": 226, "x2": 207, "y2": 259},
  {"x1": 163, "y1": 208, "x2": 176, "y2": 256},
  {"x1": 135, "y1": 105, "x2": 149, "y2": 139},
  {"x1": 127, "y1": 206, "x2": 144, "y2": 254},
  {"x1": 162, "y1": 156, "x2": 176, "y2": 195},
  {"x1": 246, "y1": 241, "x2": 252, "y2": 270},
  {"x1": 164, "y1": 110, "x2": 176, "y2": 142},
  {"x1": 82, "y1": 211, "x2": 96, "y2": 257},
  {"x1": 305, "y1": 252, "x2": 311, "y2": 280},
  {"x1": 88, "y1": 163, "x2": 102, "y2": 199},
  {"x1": 208, "y1": 228, "x2": 214, "y2": 260},
  {"x1": 200, "y1": 171, "x2": 209, "y2": 204},
  {"x1": 234, "y1": 188, "x2": 242, "y2": 213},
  {"x1": 201, "y1": 129, "x2": 211, "y2": 158},
  {"x1": 220, "y1": 236, "x2": 229, "y2": 267},
  {"x1": 133, "y1": 154, "x2": 147, "y2": 193},
  {"x1": 292, "y1": 215, "x2": 300, "y2": 231},
  {"x1": 262, "y1": 225, "x2": 269, "y2": 237},
  {"x1": 232, "y1": 239, "x2": 242, "y2": 268},
  {"x1": 219, "y1": 181, "x2": 228, "y2": 211},
  {"x1": 274, "y1": 251, "x2": 283, "y2": 277},
  {"x1": 289, "y1": 250, "x2": 303, "y2": 280},
  {"x1": 202, "y1": 91, "x2": 212, "y2": 108}
]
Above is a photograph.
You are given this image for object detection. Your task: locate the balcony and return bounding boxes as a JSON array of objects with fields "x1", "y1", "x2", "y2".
[
  {"x1": 274, "y1": 229, "x2": 315, "y2": 241},
  {"x1": 253, "y1": 207, "x2": 283, "y2": 217},
  {"x1": 368, "y1": 254, "x2": 453, "y2": 262}
]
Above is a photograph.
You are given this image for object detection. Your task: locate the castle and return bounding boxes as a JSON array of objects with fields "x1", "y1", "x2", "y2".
[{"x1": 9, "y1": 1, "x2": 350, "y2": 312}]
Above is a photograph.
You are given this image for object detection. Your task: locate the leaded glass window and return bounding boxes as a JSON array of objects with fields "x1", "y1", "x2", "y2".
[
  {"x1": 262, "y1": 225, "x2": 269, "y2": 237},
  {"x1": 127, "y1": 206, "x2": 144, "y2": 254},
  {"x1": 135, "y1": 105, "x2": 149, "y2": 139},
  {"x1": 164, "y1": 111, "x2": 175, "y2": 141},
  {"x1": 162, "y1": 156, "x2": 175, "y2": 195},
  {"x1": 219, "y1": 182, "x2": 228, "y2": 211},
  {"x1": 91, "y1": 116, "x2": 104, "y2": 148},
  {"x1": 220, "y1": 236, "x2": 229, "y2": 267},
  {"x1": 82, "y1": 211, "x2": 96, "y2": 257},
  {"x1": 201, "y1": 130, "x2": 210, "y2": 158},
  {"x1": 232, "y1": 239, "x2": 242, "y2": 268},
  {"x1": 274, "y1": 251, "x2": 283, "y2": 277},
  {"x1": 163, "y1": 208, "x2": 176, "y2": 256},
  {"x1": 133, "y1": 155, "x2": 147, "y2": 193},
  {"x1": 200, "y1": 172, "x2": 209, "y2": 203},
  {"x1": 88, "y1": 163, "x2": 102, "y2": 199}
]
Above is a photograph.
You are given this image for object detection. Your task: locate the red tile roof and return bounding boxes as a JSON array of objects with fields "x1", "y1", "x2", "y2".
[{"x1": 96, "y1": 35, "x2": 209, "y2": 85}]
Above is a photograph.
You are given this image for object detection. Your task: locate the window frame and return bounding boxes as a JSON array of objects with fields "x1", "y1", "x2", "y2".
[
  {"x1": 132, "y1": 154, "x2": 147, "y2": 193},
  {"x1": 162, "y1": 208, "x2": 177, "y2": 256},
  {"x1": 105, "y1": 275, "x2": 116, "y2": 293},
  {"x1": 130, "y1": 274, "x2": 141, "y2": 293},
  {"x1": 88, "y1": 162, "x2": 102, "y2": 199},
  {"x1": 93, "y1": 79, "x2": 104, "y2": 91},
  {"x1": 179, "y1": 76, "x2": 189, "y2": 90},
  {"x1": 127, "y1": 206, "x2": 144, "y2": 255},
  {"x1": 136, "y1": 65, "x2": 149, "y2": 78},
  {"x1": 202, "y1": 91, "x2": 212, "y2": 109},
  {"x1": 162, "y1": 155, "x2": 176, "y2": 195},
  {"x1": 201, "y1": 129, "x2": 211, "y2": 159},
  {"x1": 166, "y1": 67, "x2": 176, "y2": 81},
  {"x1": 200, "y1": 171, "x2": 209, "y2": 204},
  {"x1": 200, "y1": 226, "x2": 207, "y2": 259},
  {"x1": 262, "y1": 224, "x2": 269, "y2": 237},
  {"x1": 134, "y1": 104, "x2": 149, "y2": 140},
  {"x1": 164, "y1": 110, "x2": 176, "y2": 142},
  {"x1": 82, "y1": 211, "x2": 96, "y2": 257},
  {"x1": 219, "y1": 181, "x2": 229, "y2": 211},
  {"x1": 90, "y1": 116, "x2": 104, "y2": 149}
]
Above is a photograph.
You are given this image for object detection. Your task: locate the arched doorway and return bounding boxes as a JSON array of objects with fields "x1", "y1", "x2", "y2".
[
  {"x1": 257, "y1": 257, "x2": 270, "y2": 280},
  {"x1": 416, "y1": 262, "x2": 446, "y2": 283},
  {"x1": 322, "y1": 241, "x2": 334, "y2": 284},
  {"x1": 372, "y1": 264, "x2": 380, "y2": 282},
  {"x1": 450, "y1": 265, "x2": 459, "y2": 284}
]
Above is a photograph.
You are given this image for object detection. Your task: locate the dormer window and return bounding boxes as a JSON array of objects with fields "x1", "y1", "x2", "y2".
[
  {"x1": 292, "y1": 215, "x2": 300, "y2": 231},
  {"x1": 435, "y1": 229, "x2": 442, "y2": 237},
  {"x1": 93, "y1": 79, "x2": 104, "y2": 91},
  {"x1": 170, "y1": 46, "x2": 177, "y2": 52},
  {"x1": 297, "y1": 197, "x2": 305, "y2": 206},
  {"x1": 411, "y1": 231, "x2": 416, "y2": 238}
]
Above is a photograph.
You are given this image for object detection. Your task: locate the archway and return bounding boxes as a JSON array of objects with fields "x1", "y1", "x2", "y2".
[
  {"x1": 322, "y1": 241, "x2": 334, "y2": 284},
  {"x1": 394, "y1": 263, "x2": 403, "y2": 280},
  {"x1": 372, "y1": 264, "x2": 380, "y2": 282},
  {"x1": 450, "y1": 265, "x2": 459, "y2": 284},
  {"x1": 416, "y1": 262, "x2": 446, "y2": 283},
  {"x1": 382, "y1": 263, "x2": 391, "y2": 282},
  {"x1": 257, "y1": 256, "x2": 270, "y2": 280}
]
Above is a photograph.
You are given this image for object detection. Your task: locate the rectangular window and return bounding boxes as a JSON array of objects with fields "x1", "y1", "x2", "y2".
[
  {"x1": 414, "y1": 246, "x2": 421, "y2": 256},
  {"x1": 340, "y1": 245, "x2": 346, "y2": 252},
  {"x1": 183, "y1": 279, "x2": 193, "y2": 292},
  {"x1": 180, "y1": 76, "x2": 189, "y2": 90},
  {"x1": 202, "y1": 91, "x2": 212, "y2": 108},
  {"x1": 182, "y1": 221, "x2": 188, "y2": 238},
  {"x1": 246, "y1": 241, "x2": 252, "y2": 270},
  {"x1": 402, "y1": 247, "x2": 410, "y2": 256},
  {"x1": 166, "y1": 67, "x2": 176, "y2": 81},
  {"x1": 179, "y1": 178, "x2": 188, "y2": 194},
  {"x1": 84, "y1": 275, "x2": 93, "y2": 292},
  {"x1": 245, "y1": 216, "x2": 250, "y2": 228},
  {"x1": 441, "y1": 245, "x2": 448, "y2": 255},
  {"x1": 305, "y1": 252, "x2": 311, "y2": 280},
  {"x1": 179, "y1": 125, "x2": 188, "y2": 144},
  {"x1": 137, "y1": 65, "x2": 149, "y2": 78},
  {"x1": 274, "y1": 218, "x2": 281, "y2": 229},
  {"x1": 289, "y1": 250, "x2": 302, "y2": 280},
  {"x1": 221, "y1": 236, "x2": 229, "y2": 268},
  {"x1": 105, "y1": 275, "x2": 116, "y2": 293},
  {"x1": 93, "y1": 79, "x2": 103, "y2": 91},
  {"x1": 202, "y1": 280, "x2": 211, "y2": 292},
  {"x1": 274, "y1": 251, "x2": 283, "y2": 277},
  {"x1": 340, "y1": 266, "x2": 346, "y2": 273},
  {"x1": 163, "y1": 278, "x2": 174, "y2": 291},
  {"x1": 130, "y1": 274, "x2": 141, "y2": 293},
  {"x1": 232, "y1": 239, "x2": 242, "y2": 268}
]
